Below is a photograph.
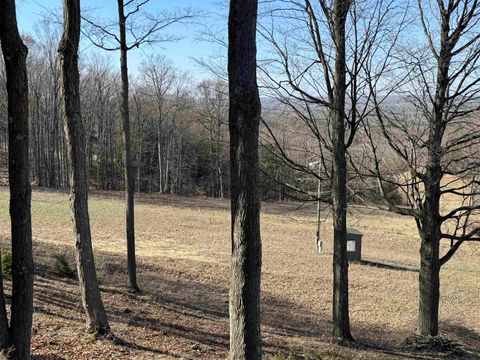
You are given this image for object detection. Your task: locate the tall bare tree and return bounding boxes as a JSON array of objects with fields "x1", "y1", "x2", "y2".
[
  {"x1": 228, "y1": 0, "x2": 262, "y2": 358},
  {"x1": 36, "y1": 19, "x2": 62, "y2": 188},
  {"x1": 0, "y1": 0, "x2": 34, "y2": 357},
  {"x1": 195, "y1": 79, "x2": 228, "y2": 198},
  {"x1": 58, "y1": 0, "x2": 110, "y2": 334},
  {"x1": 329, "y1": 0, "x2": 353, "y2": 341},
  {"x1": 117, "y1": 0, "x2": 139, "y2": 292},
  {"x1": 258, "y1": 0, "x2": 409, "y2": 341},
  {"x1": 140, "y1": 55, "x2": 176, "y2": 194},
  {"x1": 259, "y1": 0, "x2": 381, "y2": 341},
  {"x1": 361, "y1": 0, "x2": 480, "y2": 337},
  {"x1": 83, "y1": 0, "x2": 197, "y2": 293},
  {"x1": 81, "y1": 53, "x2": 119, "y2": 190}
]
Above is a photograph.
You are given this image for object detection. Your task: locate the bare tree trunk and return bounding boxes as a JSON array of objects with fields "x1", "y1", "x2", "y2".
[
  {"x1": 418, "y1": 231, "x2": 440, "y2": 336},
  {"x1": 316, "y1": 176, "x2": 322, "y2": 253},
  {"x1": 416, "y1": 7, "x2": 451, "y2": 335},
  {"x1": 48, "y1": 85, "x2": 59, "y2": 187},
  {"x1": 175, "y1": 137, "x2": 182, "y2": 194},
  {"x1": 0, "y1": 1, "x2": 34, "y2": 357},
  {"x1": 210, "y1": 136, "x2": 215, "y2": 197},
  {"x1": 217, "y1": 121, "x2": 224, "y2": 199},
  {"x1": 157, "y1": 123, "x2": 163, "y2": 193},
  {"x1": 134, "y1": 96, "x2": 142, "y2": 192},
  {"x1": 59, "y1": 0, "x2": 110, "y2": 334},
  {"x1": 417, "y1": 115, "x2": 443, "y2": 338},
  {"x1": 0, "y1": 0, "x2": 33, "y2": 359},
  {"x1": 117, "y1": 0, "x2": 139, "y2": 293},
  {"x1": 164, "y1": 141, "x2": 170, "y2": 193},
  {"x1": 218, "y1": 165, "x2": 224, "y2": 199},
  {"x1": 228, "y1": 0, "x2": 262, "y2": 358},
  {"x1": 331, "y1": 0, "x2": 352, "y2": 343},
  {"x1": 55, "y1": 117, "x2": 62, "y2": 187},
  {"x1": 137, "y1": 141, "x2": 142, "y2": 192}
]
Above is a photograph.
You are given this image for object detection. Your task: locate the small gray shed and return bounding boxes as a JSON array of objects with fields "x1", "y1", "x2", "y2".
[{"x1": 346, "y1": 228, "x2": 363, "y2": 262}]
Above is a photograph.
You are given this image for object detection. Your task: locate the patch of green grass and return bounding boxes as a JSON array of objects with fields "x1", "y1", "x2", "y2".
[
  {"x1": 1, "y1": 249, "x2": 11, "y2": 279},
  {"x1": 0, "y1": 189, "x2": 123, "y2": 223},
  {"x1": 53, "y1": 253, "x2": 76, "y2": 279},
  {"x1": 88, "y1": 197, "x2": 123, "y2": 219},
  {"x1": 0, "y1": 189, "x2": 70, "y2": 222}
]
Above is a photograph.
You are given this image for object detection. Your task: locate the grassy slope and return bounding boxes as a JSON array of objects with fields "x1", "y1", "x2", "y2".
[{"x1": 0, "y1": 187, "x2": 479, "y2": 359}]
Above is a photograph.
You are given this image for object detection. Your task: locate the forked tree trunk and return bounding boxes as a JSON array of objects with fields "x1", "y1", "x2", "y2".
[
  {"x1": 0, "y1": 1, "x2": 34, "y2": 357},
  {"x1": 117, "y1": 0, "x2": 139, "y2": 293},
  {"x1": 228, "y1": 0, "x2": 262, "y2": 359},
  {"x1": 331, "y1": 0, "x2": 353, "y2": 342},
  {"x1": 58, "y1": 0, "x2": 110, "y2": 334}
]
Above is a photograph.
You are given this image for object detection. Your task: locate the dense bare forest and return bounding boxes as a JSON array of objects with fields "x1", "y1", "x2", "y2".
[{"x1": 0, "y1": 36, "x2": 231, "y2": 198}]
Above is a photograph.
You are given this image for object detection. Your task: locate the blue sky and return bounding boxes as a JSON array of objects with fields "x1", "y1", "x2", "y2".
[{"x1": 16, "y1": 0, "x2": 227, "y2": 78}]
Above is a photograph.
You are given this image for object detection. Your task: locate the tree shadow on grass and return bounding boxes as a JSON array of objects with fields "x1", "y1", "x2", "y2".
[
  {"x1": 353, "y1": 320, "x2": 480, "y2": 360},
  {"x1": 29, "y1": 241, "x2": 323, "y2": 358},
  {"x1": 109, "y1": 334, "x2": 186, "y2": 358},
  {"x1": 3, "y1": 236, "x2": 476, "y2": 360},
  {"x1": 442, "y1": 322, "x2": 480, "y2": 359},
  {"x1": 358, "y1": 259, "x2": 419, "y2": 273}
]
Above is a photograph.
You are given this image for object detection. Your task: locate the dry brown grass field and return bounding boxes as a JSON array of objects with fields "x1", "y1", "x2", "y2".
[{"x1": 0, "y1": 187, "x2": 479, "y2": 359}]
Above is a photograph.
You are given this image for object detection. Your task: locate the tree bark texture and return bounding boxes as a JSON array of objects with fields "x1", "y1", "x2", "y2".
[
  {"x1": 0, "y1": 0, "x2": 34, "y2": 357},
  {"x1": 228, "y1": 0, "x2": 262, "y2": 358},
  {"x1": 58, "y1": 0, "x2": 110, "y2": 334},
  {"x1": 331, "y1": 0, "x2": 353, "y2": 342}
]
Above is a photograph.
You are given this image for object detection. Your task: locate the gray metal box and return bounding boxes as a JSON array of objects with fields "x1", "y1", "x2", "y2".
[{"x1": 346, "y1": 228, "x2": 362, "y2": 262}]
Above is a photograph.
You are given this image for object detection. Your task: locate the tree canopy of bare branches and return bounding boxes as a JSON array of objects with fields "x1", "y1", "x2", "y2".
[{"x1": 358, "y1": 0, "x2": 480, "y2": 337}]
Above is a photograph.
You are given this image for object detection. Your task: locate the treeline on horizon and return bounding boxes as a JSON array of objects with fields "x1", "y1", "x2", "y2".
[{"x1": 0, "y1": 23, "x2": 305, "y2": 202}]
